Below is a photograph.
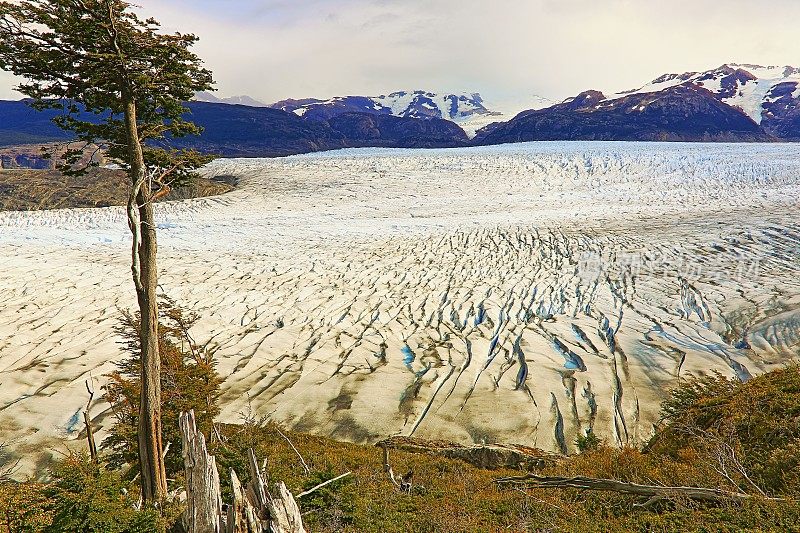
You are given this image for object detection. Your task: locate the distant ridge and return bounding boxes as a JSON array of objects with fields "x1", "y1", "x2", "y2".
[
  {"x1": 194, "y1": 91, "x2": 268, "y2": 107},
  {"x1": 270, "y1": 90, "x2": 501, "y2": 138},
  {"x1": 475, "y1": 64, "x2": 800, "y2": 143},
  {"x1": 2, "y1": 64, "x2": 799, "y2": 160},
  {"x1": 166, "y1": 102, "x2": 470, "y2": 156}
]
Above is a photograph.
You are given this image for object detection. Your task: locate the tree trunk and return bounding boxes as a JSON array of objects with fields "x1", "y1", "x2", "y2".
[{"x1": 123, "y1": 95, "x2": 167, "y2": 503}]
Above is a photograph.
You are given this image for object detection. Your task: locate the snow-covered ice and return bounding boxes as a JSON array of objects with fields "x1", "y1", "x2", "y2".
[{"x1": 2, "y1": 141, "x2": 800, "y2": 475}]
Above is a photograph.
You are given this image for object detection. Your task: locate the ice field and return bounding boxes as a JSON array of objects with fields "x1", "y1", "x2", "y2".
[{"x1": 2, "y1": 141, "x2": 800, "y2": 474}]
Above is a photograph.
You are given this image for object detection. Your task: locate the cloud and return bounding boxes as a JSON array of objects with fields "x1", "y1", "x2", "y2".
[
  {"x1": 0, "y1": 71, "x2": 21, "y2": 100},
  {"x1": 3, "y1": 0, "x2": 800, "y2": 111}
]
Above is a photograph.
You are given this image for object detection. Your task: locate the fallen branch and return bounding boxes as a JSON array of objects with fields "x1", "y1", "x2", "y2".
[
  {"x1": 296, "y1": 472, "x2": 352, "y2": 499},
  {"x1": 276, "y1": 428, "x2": 311, "y2": 475},
  {"x1": 495, "y1": 474, "x2": 786, "y2": 504},
  {"x1": 381, "y1": 444, "x2": 413, "y2": 494}
]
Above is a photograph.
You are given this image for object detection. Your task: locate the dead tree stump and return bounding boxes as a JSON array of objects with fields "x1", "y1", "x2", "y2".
[
  {"x1": 180, "y1": 410, "x2": 306, "y2": 533},
  {"x1": 180, "y1": 410, "x2": 225, "y2": 533},
  {"x1": 227, "y1": 468, "x2": 262, "y2": 533},
  {"x1": 266, "y1": 482, "x2": 306, "y2": 533}
]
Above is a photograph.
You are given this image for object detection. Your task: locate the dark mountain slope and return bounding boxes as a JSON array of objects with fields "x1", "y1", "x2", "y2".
[
  {"x1": 172, "y1": 103, "x2": 467, "y2": 156},
  {"x1": 327, "y1": 112, "x2": 468, "y2": 148},
  {"x1": 171, "y1": 102, "x2": 349, "y2": 157},
  {"x1": 761, "y1": 82, "x2": 800, "y2": 140},
  {"x1": 0, "y1": 100, "x2": 73, "y2": 146},
  {"x1": 0, "y1": 100, "x2": 469, "y2": 157},
  {"x1": 475, "y1": 85, "x2": 769, "y2": 144}
]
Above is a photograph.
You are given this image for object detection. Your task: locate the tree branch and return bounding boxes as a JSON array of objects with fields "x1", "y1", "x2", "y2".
[
  {"x1": 296, "y1": 471, "x2": 352, "y2": 499},
  {"x1": 276, "y1": 428, "x2": 311, "y2": 476}
]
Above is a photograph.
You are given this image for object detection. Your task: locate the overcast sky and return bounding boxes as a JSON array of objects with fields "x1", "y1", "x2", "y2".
[{"x1": 2, "y1": 0, "x2": 799, "y2": 109}]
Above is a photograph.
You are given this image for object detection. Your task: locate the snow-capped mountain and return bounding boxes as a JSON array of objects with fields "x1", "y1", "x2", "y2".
[
  {"x1": 271, "y1": 90, "x2": 504, "y2": 137},
  {"x1": 606, "y1": 64, "x2": 800, "y2": 126},
  {"x1": 273, "y1": 90, "x2": 494, "y2": 120},
  {"x1": 192, "y1": 90, "x2": 555, "y2": 138},
  {"x1": 456, "y1": 93, "x2": 556, "y2": 137},
  {"x1": 194, "y1": 91, "x2": 268, "y2": 107},
  {"x1": 476, "y1": 64, "x2": 800, "y2": 143},
  {"x1": 6, "y1": 64, "x2": 800, "y2": 156}
]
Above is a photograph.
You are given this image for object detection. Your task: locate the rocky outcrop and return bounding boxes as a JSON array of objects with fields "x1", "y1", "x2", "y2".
[
  {"x1": 0, "y1": 152, "x2": 52, "y2": 169},
  {"x1": 0, "y1": 168, "x2": 232, "y2": 211},
  {"x1": 0, "y1": 143, "x2": 105, "y2": 170}
]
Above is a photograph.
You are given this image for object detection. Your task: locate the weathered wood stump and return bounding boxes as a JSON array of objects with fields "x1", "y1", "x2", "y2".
[
  {"x1": 179, "y1": 410, "x2": 306, "y2": 533},
  {"x1": 180, "y1": 410, "x2": 225, "y2": 533}
]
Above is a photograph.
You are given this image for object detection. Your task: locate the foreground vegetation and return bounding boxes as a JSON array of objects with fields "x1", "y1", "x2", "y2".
[
  {"x1": 0, "y1": 167, "x2": 232, "y2": 211},
  {"x1": 3, "y1": 416, "x2": 800, "y2": 532},
  {"x1": 2, "y1": 304, "x2": 799, "y2": 531}
]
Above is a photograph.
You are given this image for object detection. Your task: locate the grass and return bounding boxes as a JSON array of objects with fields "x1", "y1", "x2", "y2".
[{"x1": 202, "y1": 420, "x2": 800, "y2": 533}]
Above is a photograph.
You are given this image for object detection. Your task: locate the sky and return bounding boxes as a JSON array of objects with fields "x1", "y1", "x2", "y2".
[{"x1": 2, "y1": 0, "x2": 800, "y2": 111}]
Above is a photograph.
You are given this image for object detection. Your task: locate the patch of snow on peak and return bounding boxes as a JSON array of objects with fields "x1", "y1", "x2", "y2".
[
  {"x1": 720, "y1": 65, "x2": 800, "y2": 124},
  {"x1": 194, "y1": 91, "x2": 268, "y2": 107},
  {"x1": 604, "y1": 63, "x2": 800, "y2": 124}
]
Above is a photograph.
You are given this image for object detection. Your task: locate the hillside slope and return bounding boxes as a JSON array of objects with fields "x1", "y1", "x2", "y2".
[
  {"x1": 478, "y1": 64, "x2": 800, "y2": 143},
  {"x1": 0, "y1": 100, "x2": 469, "y2": 156},
  {"x1": 475, "y1": 85, "x2": 769, "y2": 144}
]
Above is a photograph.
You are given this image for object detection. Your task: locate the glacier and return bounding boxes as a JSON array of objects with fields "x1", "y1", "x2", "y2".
[{"x1": 1, "y1": 141, "x2": 799, "y2": 475}]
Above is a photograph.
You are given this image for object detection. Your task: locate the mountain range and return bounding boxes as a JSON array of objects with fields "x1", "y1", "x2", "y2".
[
  {"x1": 269, "y1": 90, "x2": 505, "y2": 137},
  {"x1": 194, "y1": 91, "x2": 268, "y2": 108},
  {"x1": 477, "y1": 64, "x2": 800, "y2": 143},
  {"x1": 1, "y1": 63, "x2": 799, "y2": 162},
  {"x1": 196, "y1": 63, "x2": 800, "y2": 143}
]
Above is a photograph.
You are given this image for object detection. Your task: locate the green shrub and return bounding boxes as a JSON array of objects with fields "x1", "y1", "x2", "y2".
[
  {"x1": 575, "y1": 428, "x2": 601, "y2": 452},
  {"x1": 102, "y1": 298, "x2": 222, "y2": 482},
  {"x1": 0, "y1": 480, "x2": 50, "y2": 532},
  {"x1": 43, "y1": 454, "x2": 161, "y2": 533},
  {"x1": 649, "y1": 365, "x2": 800, "y2": 495},
  {"x1": 298, "y1": 467, "x2": 355, "y2": 529}
]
